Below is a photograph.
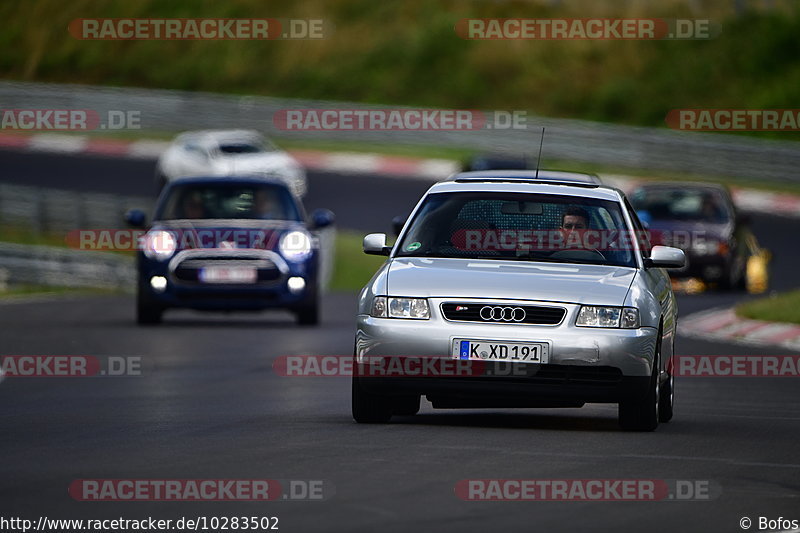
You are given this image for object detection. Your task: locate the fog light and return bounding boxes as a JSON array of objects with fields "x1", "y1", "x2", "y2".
[
  {"x1": 150, "y1": 276, "x2": 167, "y2": 292},
  {"x1": 287, "y1": 276, "x2": 306, "y2": 294}
]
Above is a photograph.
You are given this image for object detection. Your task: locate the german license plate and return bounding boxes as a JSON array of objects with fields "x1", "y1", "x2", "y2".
[
  {"x1": 452, "y1": 339, "x2": 549, "y2": 363},
  {"x1": 199, "y1": 266, "x2": 257, "y2": 284}
]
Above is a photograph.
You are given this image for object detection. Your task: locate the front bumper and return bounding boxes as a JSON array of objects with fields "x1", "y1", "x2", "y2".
[
  {"x1": 138, "y1": 249, "x2": 318, "y2": 311},
  {"x1": 355, "y1": 298, "x2": 657, "y2": 404}
]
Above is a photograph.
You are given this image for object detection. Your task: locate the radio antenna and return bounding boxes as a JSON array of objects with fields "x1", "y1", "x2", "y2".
[{"x1": 535, "y1": 127, "x2": 545, "y2": 179}]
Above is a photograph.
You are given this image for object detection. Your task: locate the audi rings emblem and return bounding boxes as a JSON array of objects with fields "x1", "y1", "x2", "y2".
[{"x1": 479, "y1": 306, "x2": 526, "y2": 322}]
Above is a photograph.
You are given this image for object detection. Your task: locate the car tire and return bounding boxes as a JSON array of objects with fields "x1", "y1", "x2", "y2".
[
  {"x1": 658, "y1": 370, "x2": 674, "y2": 423},
  {"x1": 393, "y1": 395, "x2": 421, "y2": 416},
  {"x1": 351, "y1": 377, "x2": 393, "y2": 423},
  {"x1": 136, "y1": 288, "x2": 163, "y2": 325},
  {"x1": 619, "y1": 333, "x2": 661, "y2": 432},
  {"x1": 136, "y1": 300, "x2": 163, "y2": 325},
  {"x1": 295, "y1": 304, "x2": 319, "y2": 326}
]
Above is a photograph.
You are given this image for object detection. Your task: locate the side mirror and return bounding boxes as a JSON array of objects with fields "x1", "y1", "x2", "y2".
[
  {"x1": 310, "y1": 208, "x2": 335, "y2": 229},
  {"x1": 391, "y1": 215, "x2": 407, "y2": 237},
  {"x1": 124, "y1": 208, "x2": 146, "y2": 228},
  {"x1": 363, "y1": 233, "x2": 391, "y2": 256},
  {"x1": 646, "y1": 245, "x2": 685, "y2": 269}
]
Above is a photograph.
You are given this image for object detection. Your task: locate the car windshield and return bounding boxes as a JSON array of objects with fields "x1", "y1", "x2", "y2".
[
  {"x1": 217, "y1": 142, "x2": 266, "y2": 154},
  {"x1": 630, "y1": 188, "x2": 731, "y2": 223},
  {"x1": 157, "y1": 182, "x2": 302, "y2": 221},
  {"x1": 395, "y1": 192, "x2": 637, "y2": 267}
]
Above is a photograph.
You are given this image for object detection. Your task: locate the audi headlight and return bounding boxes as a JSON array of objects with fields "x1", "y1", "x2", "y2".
[
  {"x1": 142, "y1": 230, "x2": 177, "y2": 261},
  {"x1": 279, "y1": 230, "x2": 312, "y2": 262},
  {"x1": 576, "y1": 306, "x2": 639, "y2": 328},
  {"x1": 371, "y1": 296, "x2": 430, "y2": 320}
]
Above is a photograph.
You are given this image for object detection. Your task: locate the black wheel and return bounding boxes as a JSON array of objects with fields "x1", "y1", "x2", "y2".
[
  {"x1": 393, "y1": 395, "x2": 421, "y2": 416},
  {"x1": 619, "y1": 332, "x2": 661, "y2": 432},
  {"x1": 136, "y1": 297, "x2": 163, "y2": 325},
  {"x1": 295, "y1": 304, "x2": 319, "y2": 326},
  {"x1": 658, "y1": 370, "x2": 674, "y2": 423},
  {"x1": 351, "y1": 377, "x2": 393, "y2": 423}
]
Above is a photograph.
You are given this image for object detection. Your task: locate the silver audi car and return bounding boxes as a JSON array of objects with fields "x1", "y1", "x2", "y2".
[{"x1": 353, "y1": 171, "x2": 685, "y2": 431}]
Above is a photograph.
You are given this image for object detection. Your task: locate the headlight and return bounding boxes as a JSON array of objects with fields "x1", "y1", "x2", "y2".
[
  {"x1": 371, "y1": 296, "x2": 430, "y2": 320},
  {"x1": 576, "y1": 306, "x2": 639, "y2": 328},
  {"x1": 142, "y1": 230, "x2": 177, "y2": 261},
  {"x1": 693, "y1": 240, "x2": 721, "y2": 255},
  {"x1": 279, "y1": 230, "x2": 312, "y2": 262}
]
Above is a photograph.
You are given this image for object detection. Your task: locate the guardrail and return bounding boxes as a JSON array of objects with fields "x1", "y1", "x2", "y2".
[{"x1": 2, "y1": 81, "x2": 800, "y2": 183}]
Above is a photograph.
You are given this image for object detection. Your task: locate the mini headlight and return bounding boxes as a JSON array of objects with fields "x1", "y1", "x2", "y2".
[
  {"x1": 279, "y1": 230, "x2": 312, "y2": 262},
  {"x1": 142, "y1": 230, "x2": 177, "y2": 261},
  {"x1": 576, "y1": 306, "x2": 639, "y2": 329}
]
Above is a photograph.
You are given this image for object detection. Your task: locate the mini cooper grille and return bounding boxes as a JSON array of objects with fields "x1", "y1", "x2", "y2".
[
  {"x1": 173, "y1": 257, "x2": 282, "y2": 283},
  {"x1": 441, "y1": 303, "x2": 565, "y2": 325}
]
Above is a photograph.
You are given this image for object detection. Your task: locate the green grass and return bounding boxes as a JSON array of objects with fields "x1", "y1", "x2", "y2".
[
  {"x1": 736, "y1": 290, "x2": 800, "y2": 325},
  {"x1": 2, "y1": 0, "x2": 800, "y2": 139},
  {"x1": 0, "y1": 284, "x2": 119, "y2": 299},
  {"x1": 329, "y1": 230, "x2": 386, "y2": 291}
]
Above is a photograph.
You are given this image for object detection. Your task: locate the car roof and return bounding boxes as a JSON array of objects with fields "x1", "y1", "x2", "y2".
[
  {"x1": 448, "y1": 170, "x2": 603, "y2": 185},
  {"x1": 174, "y1": 129, "x2": 264, "y2": 146},
  {"x1": 167, "y1": 175, "x2": 290, "y2": 188},
  {"x1": 430, "y1": 174, "x2": 622, "y2": 202},
  {"x1": 631, "y1": 181, "x2": 730, "y2": 194}
]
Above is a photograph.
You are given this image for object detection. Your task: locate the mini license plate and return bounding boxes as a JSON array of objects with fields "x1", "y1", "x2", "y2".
[
  {"x1": 199, "y1": 266, "x2": 257, "y2": 284},
  {"x1": 452, "y1": 339, "x2": 549, "y2": 363}
]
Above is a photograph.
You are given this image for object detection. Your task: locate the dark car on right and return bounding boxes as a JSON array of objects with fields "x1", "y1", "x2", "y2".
[{"x1": 628, "y1": 182, "x2": 750, "y2": 290}]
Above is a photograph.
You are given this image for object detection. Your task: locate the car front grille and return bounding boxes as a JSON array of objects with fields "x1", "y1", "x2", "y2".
[
  {"x1": 441, "y1": 302, "x2": 566, "y2": 325},
  {"x1": 173, "y1": 256, "x2": 283, "y2": 284}
]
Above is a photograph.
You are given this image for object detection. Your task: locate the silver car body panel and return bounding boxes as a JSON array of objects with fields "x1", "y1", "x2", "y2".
[{"x1": 356, "y1": 178, "x2": 678, "y2": 383}]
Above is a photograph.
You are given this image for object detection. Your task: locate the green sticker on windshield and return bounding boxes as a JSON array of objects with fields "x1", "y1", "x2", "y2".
[{"x1": 406, "y1": 241, "x2": 421, "y2": 251}]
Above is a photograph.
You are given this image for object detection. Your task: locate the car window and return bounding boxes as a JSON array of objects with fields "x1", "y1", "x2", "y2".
[
  {"x1": 630, "y1": 187, "x2": 731, "y2": 223},
  {"x1": 395, "y1": 192, "x2": 637, "y2": 267},
  {"x1": 624, "y1": 196, "x2": 650, "y2": 260},
  {"x1": 218, "y1": 142, "x2": 265, "y2": 154},
  {"x1": 156, "y1": 183, "x2": 302, "y2": 221}
]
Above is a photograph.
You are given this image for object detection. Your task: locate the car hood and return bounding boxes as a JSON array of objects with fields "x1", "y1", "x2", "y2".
[
  {"x1": 150, "y1": 219, "x2": 304, "y2": 251},
  {"x1": 385, "y1": 257, "x2": 635, "y2": 305}
]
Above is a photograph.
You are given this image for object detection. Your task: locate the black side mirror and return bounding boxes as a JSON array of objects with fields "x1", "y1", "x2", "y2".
[
  {"x1": 124, "y1": 209, "x2": 146, "y2": 228},
  {"x1": 310, "y1": 208, "x2": 335, "y2": 230},
  {"x1": 392, "y1": 215, "x2": 407, "y2": 237}
]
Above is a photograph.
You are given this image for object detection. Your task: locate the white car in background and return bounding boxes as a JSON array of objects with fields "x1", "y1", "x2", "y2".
[{"x1": 155, "y1": 130, "x2": 307, "y2": 197}]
